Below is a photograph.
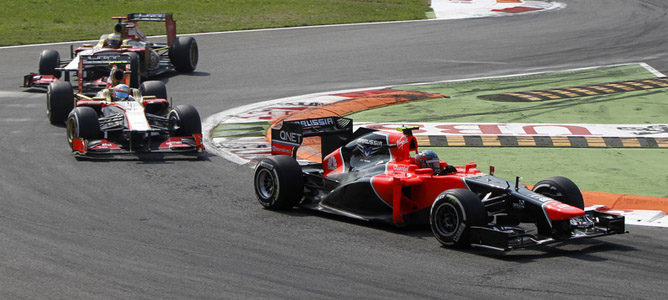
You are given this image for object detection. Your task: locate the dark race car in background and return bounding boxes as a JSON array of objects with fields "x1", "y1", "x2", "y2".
[
  {"x1": 48, "y1": 53, "x2": 140, "y2": 112},
  {"x1": 23, "y1": 13, "x2": 198, "y2": 91},
  {"x1": 253, "y1": 117, "x2": 626, "y2": 251},
  {"x1": 46, "y1": 53, "x2": 139, "y2": 124}
]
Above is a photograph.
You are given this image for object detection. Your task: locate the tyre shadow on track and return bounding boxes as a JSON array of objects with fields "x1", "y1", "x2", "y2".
[
  {"x1": 277, "y1": 207, "x2": 441, "y2": 239},
  {"x1": 460, "y1": 239, "x2": 636, "y2": 262},
  {"x1": 22, "y1": 88, "x2": 46, "y2": 93},
  {"x1": 277, "y1": 208, "x2": 636, "y2": 259},
  {"x1": 152, "y1": 70, "x2": 211, "y2": 85},
  {"x1": 71, "y1": 151, "x2": 212, "y2": 163},
  {"x1": 21, "y1": 70, "x2": 211, "y2": 94}
]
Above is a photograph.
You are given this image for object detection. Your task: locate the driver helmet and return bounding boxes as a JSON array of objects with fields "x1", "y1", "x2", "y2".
[
  {"x1": 415, "y1": 150, "x2": 441, "y2": 173},
  {"x1": 113, "y1": 84, "x2": 131, "y2": 101},
  {"x1": 107, "y1": 32, "x2": 122, "y2": 48}
]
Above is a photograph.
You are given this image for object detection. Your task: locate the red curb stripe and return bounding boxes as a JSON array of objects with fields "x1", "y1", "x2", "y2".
[
  {"x1": 582, "y1": 191, "x2": 668, "y2": 213},
  {"x1": 492, "y1": 6, "x2": 542, "y2": 13}
]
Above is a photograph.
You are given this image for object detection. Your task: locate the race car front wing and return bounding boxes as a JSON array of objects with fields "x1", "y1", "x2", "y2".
[
  {"x1": 468, "y1": 210, "x2": 626, "y2": 251},
  {"x1": 23, "y1": 73, "x2": 59, "y2": 88},
  {"x1": 72, "y1": 134, "x2": 204, "y2": 159}
]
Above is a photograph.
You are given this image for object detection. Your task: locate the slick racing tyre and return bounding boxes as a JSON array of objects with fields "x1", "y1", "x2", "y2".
[
  {"x1": 254, "y1": 155, "x2": 304, "y2": 210},
  {"x1": 39, "y1": 49, "x2": 61, "y2": 78},
  {"x1": 139, "y1": 80, "x2": 167, "y2": 99},
  {"x1": 533, "y1": 176, "x2": 584, "y2": 209},
  {"x1": 66, "y1": 107, "x2": 100, "y2": 146},
  {"x1": 127, "y1": 52, "x2": 141, "y2": 88},
  {"x1": 430, "y1": 189, "x2": 486, "y2": 248},
  {"x1": 169, "y1": 36, "x2": 198, "y2": 73},
  {"x1": 140, "y1": 80, "x2": 169, "y2": 115},
  {"x1": 46, "y1": 81, "x2": 74, "y2": 125},
  {"x1": 168, "y1": 104, "x2": 201, "y2": 136},
  {"x1": 533, "y1": 176, "x2": 584, "y2": 235}
]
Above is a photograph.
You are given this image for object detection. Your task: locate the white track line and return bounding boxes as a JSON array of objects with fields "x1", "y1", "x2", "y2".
[
  {"x1": 0, "y1": 19, "x2": 441, "y2": 50},
  {"x1": 1, "y1": 1, "x2": 568, "y2": 50}
]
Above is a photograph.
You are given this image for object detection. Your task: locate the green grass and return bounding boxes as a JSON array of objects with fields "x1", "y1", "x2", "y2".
[
  {"x1": 351, "y1": 64, "x2": 667, "y2": 124},
  {"x1": 0, "y1": 0, "x2": 431, "y2": 46},
  {"x1": 430, "y1": 147, "x2": 668, "y2": 198},
  {"x1": 349, "y1": 64, "x2": 668, "y2": 197}
]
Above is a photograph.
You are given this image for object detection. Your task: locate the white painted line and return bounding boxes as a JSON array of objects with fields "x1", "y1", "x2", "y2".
[
  {"x1": 0, "y1": 18, "x2": 439, "y2": 50},
  {"x1": 640, "y1": 62, "x2": 666, "y2": 77},
  {"x1": 1, "y1": 1, "x2": 566, "y2": 50},
  {"x1": 0, "y1": 118, "x2": 36, "y2": 122},
  {"x1": 402, "y1": 62, "x2": 660, "y2": 86}
]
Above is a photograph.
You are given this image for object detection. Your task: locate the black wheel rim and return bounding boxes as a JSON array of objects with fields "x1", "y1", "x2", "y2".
[
  {"x1": 66, "y1": 116, "x2": 77, "y2": 145},
  {"x1": 434, "y1": 201, "x2": 460, "y2": 236},
  {"x1": 534, "y1": 185, "x2": 563, "y2": 201},
  {"x1": 256, "y1": 168, "x2": 276, "y2": 201},
  {"x1": 168, "y1": 111, "x2": 180, "y2": 134},
  {"x1": 189, "y1": 43, "x2": 198, "y2": 69}
]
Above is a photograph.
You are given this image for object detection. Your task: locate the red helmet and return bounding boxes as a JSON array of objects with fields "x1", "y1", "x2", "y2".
[{"x1": 415, "y1": 150, "x2": 440, "y2": 173}]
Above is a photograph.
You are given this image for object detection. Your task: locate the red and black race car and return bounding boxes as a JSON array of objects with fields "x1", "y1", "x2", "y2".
[
  {"x1": 253, "y1": 117, "x2": 625, "y2": 251},
  {"x1": 23, "y1": 13, "x2": 197, "y2": 90}
]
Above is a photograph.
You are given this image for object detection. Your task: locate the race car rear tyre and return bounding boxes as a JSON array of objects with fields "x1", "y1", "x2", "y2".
[
  {"x1": 46, "y1": 81, "x2": 74, "y2": 125},
  {"x1": 168, "y1": 104, "x2": 201, "y2": 136},
  {"x1": 169, "y1": 36, "x2": 198, "y2": 73},
  {"x1": 140, "y1": 80, "x2": 168, "y2": 115},
  {"x1": 39, "y1": 49, "x2": 61, "y2": 78},
  {"x1": 139, "y1": 80, "x2": 167, "y2": 99},
  {"x1": 430, "y1": 189, "x2": 486, "y2": 248},
  {"x1": 127, "y1": 52, "x2": 141, "y2": 88},
  {"x1": 533, "y1": 176, "x2": 584, "y2": 235},
  {"x1": 254, "y1": 155, "x2": 304, "y2": 210},
  {"x1": 66, "y1": 107, "x2": 100, "y2": 146}
]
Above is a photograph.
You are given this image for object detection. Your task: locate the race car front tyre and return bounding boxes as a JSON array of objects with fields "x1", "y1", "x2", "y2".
[
  {"x1": 47, "y1": 81, "x2": 74, "y2": 125},
  {"x1": 168, "y1": 104, "x2": 201, "y2": 136},
  {"x1": 66, "y1": 107, "x2": 100, "y2": 146},
  {"x1": 39, "y1": 49, "x2": 61, "y2": 78},
  {"x1": 169, "y1": 36, "x2": 198, "y2": 73},
  {"x1": 533, "y1": 176, "x2": 584, "y2": 209},
  {"x1": 430, "y1": 189, "x2": 486, "y2": 248},
  {"x1": 533, "y1": 176, "x2": 584, "y2": 236},
  {"x1": 254, "y1": 155, "x2": 304, "y2": 210},
  {"x1": 139, "y1": 80, "x2": 167, "y2": 99},
  {"x1": 127, "y1": 52, "x2": 141, "y2": 88}
]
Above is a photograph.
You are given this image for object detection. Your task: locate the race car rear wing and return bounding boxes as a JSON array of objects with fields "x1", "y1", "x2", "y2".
[
  {"x1": 77, "y1": 54, "x2": 133, "y2": 91},
  {"x1": 124, "y1": 13, "x2": 177, "y2": 47},
  {"x1": 79, "y1": 54, "x2": 132, "y2": 66},
  {"x1": 271, "y1": 117, "x2": 354, "y2": 160}
]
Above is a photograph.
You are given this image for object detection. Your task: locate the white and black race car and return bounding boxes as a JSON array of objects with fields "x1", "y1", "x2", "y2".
[{"x1": 48, "y1": 79, "x2": 204, "y2": 159}]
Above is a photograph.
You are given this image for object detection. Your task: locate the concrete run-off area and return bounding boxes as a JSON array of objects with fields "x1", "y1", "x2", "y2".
[{"x1": 430, "y1": 0, "x2": 565, "y2": 19}]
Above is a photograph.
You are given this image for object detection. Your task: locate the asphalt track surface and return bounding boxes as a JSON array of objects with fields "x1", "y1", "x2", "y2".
[{"x1": 1, "y1": 0, "x2": 667, "y2": 298}]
